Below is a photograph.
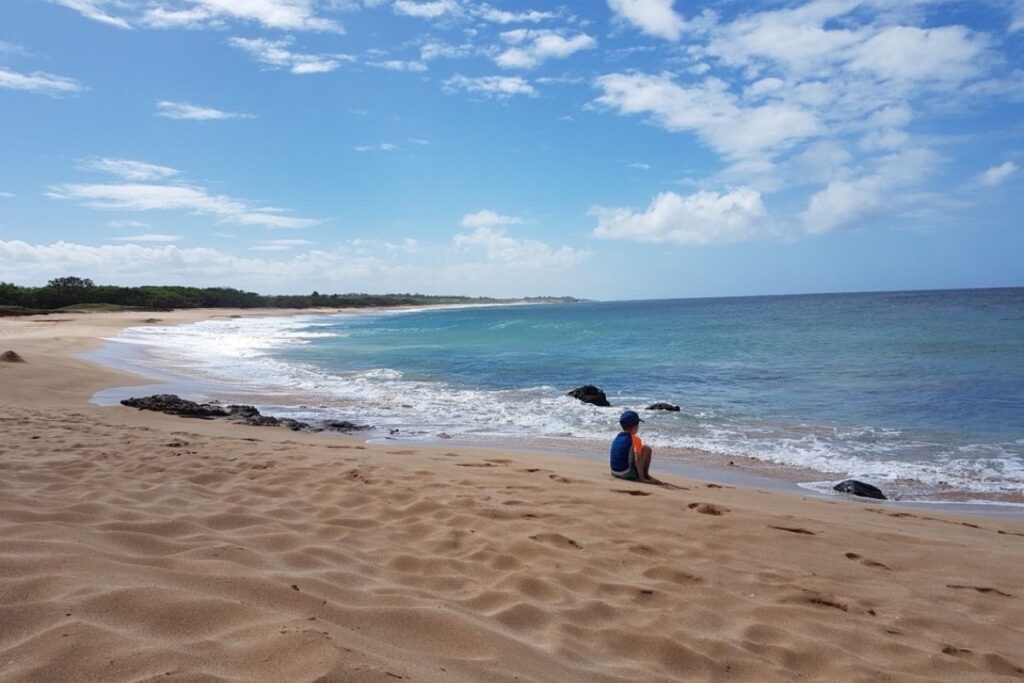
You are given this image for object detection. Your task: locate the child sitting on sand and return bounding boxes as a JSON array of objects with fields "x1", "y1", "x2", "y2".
[{"x1": 610, "y1": 410, "x2": 662, "y2": 484}]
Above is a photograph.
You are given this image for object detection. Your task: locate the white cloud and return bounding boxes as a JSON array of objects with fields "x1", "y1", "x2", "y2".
[
  {"x1": 345, "y1": 237, "x2": 420, "y2": 254},
  {"x1": 979, "y1": 161, "x2": 1018, "y2": 186},
  {"x1": 443, "y1": 74, "x2": 536, "y2": 98},
  {"x1": 0, "y1": 192, "x2": 16, "y2": 199},
  {"x1": 110, "y1": 233, "x2": 182, "y2": 242},
  {"x1": 144, "y1": 0, "x2": 342, "y2": 31},
  {"x1": 80, "y1": 157, "x2": 180, "y2": 181},
  {"x1": 0, "y1": 236, "x2": 584, "y2": 296},
  {"x1": 460, "y1": 210, "x2": 522, "y2": 228},
  {"x1": 594, "y1": 72, "x2": 820, "y2": 160},
  {"x1": 250, "y1": 238, "x2": 314, "y2": 251},
  {"x1": 590, "y1": 188, "x2": 767, "y2": 245},
  {"x1": 393, "y1": 0, "x2": 458, "y2": 19},
  {"x1": 454, "y1": 227, "x2": 586, "y2": 268},
  {"x1": 55, "y1": 0, "x2": 343, "y2": 31},
  {"x1": 476, "y1": 5, "x2": 555, "y2": 24},
  {"x1": 848, "y1": 26, "x2": 988, "y2": 84},
  {"x1": 857, "y1": 128, "x2": 909, "y2": 152},
  {"x1": 354, "y1": 143, "x2": 398, "y2": 151},
  {"x1": 420, "y1": 41, "x2": 475, "y2": 60},
  {"x1": 801, "y1": 147, "x2": 942, "y2": 233},
  {"x1": 108, "y1": 219, "x2": 149, "y2": 228},
  {"x1": 48, "y1": 180, "x2": 319, "y2": 229},
  {"x1": 607, "y1": 0, "x2": 685, "y2": 42},
  {"x1": 52, "y1": 0, "x2": 132, "y2": 29},
  {"x1": 628, "y1": 162, "x2": 651, "y2": 170},
  {"x1": 704, "y1": 4, "x2": 864, "y2": 74},
  {"x1": 367, "y1": 59, "x2": 428, "y2": 72},
  {"x1": 228, "y1": 37, "x2": 352, "y2": 74},
  {"x1": 801, "y1": 177, "x2": 882, "y2": 235},
  {"x1": 495, "y1": 30, "x2": 596, "y2": 69},
  {"x1": 1013, "y1": 2, "x2": 1024, "y2": 33},
  {"x1": 156, "y1": 100, "x2": 253, "y2": 120},
  {"x1": 0, "y1": 67, "x2": 84, "y2": 95}
]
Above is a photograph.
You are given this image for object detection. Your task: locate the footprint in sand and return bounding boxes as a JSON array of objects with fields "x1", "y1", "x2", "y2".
[
  {"x1": 845, "y1": 552, "x2": 891, "y2": 569},
  {"x1": 549, "y1": 474, "x2": 572, "y2": 484},
  {"x1": 806, "y1": 595, "x2": 849, "y2": 612},
  {"x1": 642, "y1": 566, "x2": 702, "y2": 585},
  {"x1": 947, "y1": 584, "x2": 1013, "y2": 597},
  {"x1": 613, "y1": 489, "x2": 651, "y2": 496},
  {"x1": 940, "y1": 647, "x2": 1024, "y2": 676},
  {"x1": 529, "y1": 533, "x2": 582, "y2": 550},
  {"x1": 688, "y1": 502, "x2": 727, "y2": 515},
  {"x1": 769, "y1": 525, "x2": 816, "y2": 535}
]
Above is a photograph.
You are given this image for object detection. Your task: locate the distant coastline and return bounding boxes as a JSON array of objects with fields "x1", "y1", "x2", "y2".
[{"x1": 0, "y1": 276, "x2": 583, "y2": 316}]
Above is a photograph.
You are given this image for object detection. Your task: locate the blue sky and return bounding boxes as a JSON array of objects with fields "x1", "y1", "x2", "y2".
[{"x1": 1, "y1": 0, "x2": 1022, "y2": 299}]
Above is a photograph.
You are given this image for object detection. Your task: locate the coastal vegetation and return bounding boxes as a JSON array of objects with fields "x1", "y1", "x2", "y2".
[{"x1": 0, "y1": 277, "x2": 578, "y2": 315}]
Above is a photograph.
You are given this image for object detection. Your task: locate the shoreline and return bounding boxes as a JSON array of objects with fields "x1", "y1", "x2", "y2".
[
  {"x1": 2, "y1": 309, "x2": 1023, "y2": 681},
  {"x1": 85, "y1": 308, "x2": 1024, "y2": 516}
]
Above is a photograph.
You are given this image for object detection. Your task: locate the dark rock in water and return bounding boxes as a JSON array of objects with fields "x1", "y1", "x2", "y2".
[
  {"x1": 121, "y1": 394, "x2": 228, "y2": 419},
  {"x1": 833, "y1": 479, "x2": 887, "y2": 500},
  {"x1": 567, "y1": 385, "x2": 610, "y2": 407},
  {"x1": 227, "y1": 404, "x2": 261, "y2": 419},
  {"x1": 323, "y1": 420, "x2": 370, "y2": 432},
  {"x1": 647, "y1": 402, "x2": 680, "y2": 412},
  {"x1": 0, "y1": 350, "x2": 25, "y2": 363},
  {"x1": 280, "y1": 418, "x2": 309, "y2": 431}
]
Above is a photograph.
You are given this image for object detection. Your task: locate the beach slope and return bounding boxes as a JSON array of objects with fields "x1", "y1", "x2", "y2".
[{"x1": 1, "y1": 312, "x2": 1022, "y2": 682}]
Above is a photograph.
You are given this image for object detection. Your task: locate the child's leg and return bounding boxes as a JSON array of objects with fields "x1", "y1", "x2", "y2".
[{"x1": 638, "y1": 446, "x2": 662, "y2": 484}]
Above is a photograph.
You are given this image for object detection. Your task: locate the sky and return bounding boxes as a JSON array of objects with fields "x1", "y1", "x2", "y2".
[{"x1": 1, "y1": 0, "x2": 1022, "y2": 299}]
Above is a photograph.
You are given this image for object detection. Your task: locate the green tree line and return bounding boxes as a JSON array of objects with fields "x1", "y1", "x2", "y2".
[{"x1": 0, "y1": 277, "x2": 575, "y2": 313}]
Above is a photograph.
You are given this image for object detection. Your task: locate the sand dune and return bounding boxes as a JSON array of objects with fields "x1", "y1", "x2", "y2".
[{"x1": 1, "y1": 311, "x2": 1022, "y2": 682}]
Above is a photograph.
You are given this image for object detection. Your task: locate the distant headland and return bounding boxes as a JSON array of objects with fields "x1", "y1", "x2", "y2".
[{"x1": 0, "y1": 276, "x2": 583, "y2": 316}]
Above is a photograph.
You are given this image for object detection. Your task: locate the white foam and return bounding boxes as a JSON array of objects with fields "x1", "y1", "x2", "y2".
[{"x1": 106, "y1": 314, "x2": 1024, "y2": 499}]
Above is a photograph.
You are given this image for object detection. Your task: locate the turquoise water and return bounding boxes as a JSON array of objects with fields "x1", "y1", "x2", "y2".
[{"x1": 112, "y1": 288, "x2": 1024, "y2": 500}]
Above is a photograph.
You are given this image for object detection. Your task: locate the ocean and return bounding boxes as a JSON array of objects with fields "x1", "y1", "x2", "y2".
[{"x1": 101, "y1": 288, "x2": 1024, "y2": 504}]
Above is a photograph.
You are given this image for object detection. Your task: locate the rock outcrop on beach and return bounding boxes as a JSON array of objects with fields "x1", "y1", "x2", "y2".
[
  {"x1": 122, "y1": 394, "x2": 229, "y2": 418},
  {"x1": 833, "y1": 479, "x2": 887, "y2": 500},
  {"x1": 647, "y1": 402, "x2": 680, "y2": 411},
  {"x1": 566, "y1": 385, "x2": 610, "y2": 407},
  {"x1": 120, "y1": 394, "x2": 369, "y2": 433},
  {"x1": 0, "y1": 350, "x2": 25, "y2": 363}
]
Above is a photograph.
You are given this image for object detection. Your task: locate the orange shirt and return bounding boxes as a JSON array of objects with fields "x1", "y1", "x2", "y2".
[{"x1": 631, "y1": 433, "x2": 643, "y2": 456}]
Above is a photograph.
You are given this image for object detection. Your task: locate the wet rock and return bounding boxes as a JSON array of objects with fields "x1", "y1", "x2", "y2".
[
  {"x1": 121, "y1": 394, "x2": 371, "y2": 433},
  {"x1": 567, "y1": 385, "x2": 610, "y2": 407},
  {"x1": 121, "y1": 394, "x2": 228, "y2": 419},
  {"x1": 646, "y1": 402, "x2": 680, "y2": 411},
  {"x1": 280, "y1": 418, "x2": 309, "y2": 431},
  {"x1": 323, "y1": 420, "x2": 370, "y2": 432},
  {"x1": 833, "y1": 479, "x2": 887, "y2": 500}
]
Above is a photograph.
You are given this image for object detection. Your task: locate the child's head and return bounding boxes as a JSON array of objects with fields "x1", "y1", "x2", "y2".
[{"x1": 619, "y1": 410, "x2": 643, "y2": 433}]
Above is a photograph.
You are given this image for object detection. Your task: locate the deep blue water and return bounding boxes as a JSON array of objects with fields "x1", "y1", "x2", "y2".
[{"x1": 114, "y1": 288, "x2": 1024, "y2": 500}]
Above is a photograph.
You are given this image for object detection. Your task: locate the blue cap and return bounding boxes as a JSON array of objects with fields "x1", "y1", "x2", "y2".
[{"x1": 619, "y1": 410, "x2": 644, "y2": 426}]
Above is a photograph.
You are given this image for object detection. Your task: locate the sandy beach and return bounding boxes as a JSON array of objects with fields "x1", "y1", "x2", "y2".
[{"x1": 1, "y1": 310, "x2": 1022, "y2": 682}]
